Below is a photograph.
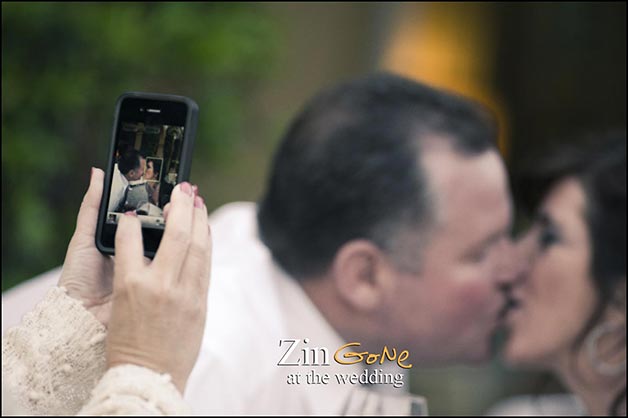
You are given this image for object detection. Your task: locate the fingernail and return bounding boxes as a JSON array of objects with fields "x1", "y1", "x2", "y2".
[
  {"x1": 194, "y1": 195, "x2": 204, "y2": 208},
  {"x1": 180, "y1": 182, "x2": 193, "y2": 196},
  {"x1": 125, "y1": 211, "x2": 137, "y2": 217},
  {"x1": 192, "y1": 184, "x2": 198, "y2": 197}
]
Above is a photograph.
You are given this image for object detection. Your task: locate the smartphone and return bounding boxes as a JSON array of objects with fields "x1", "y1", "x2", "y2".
[{"x1": 96, "y1": 92, "x2": 198, "y2": 258}]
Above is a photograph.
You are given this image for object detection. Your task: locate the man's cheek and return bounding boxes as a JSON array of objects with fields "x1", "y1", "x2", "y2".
[{"x1": 448, "y1": 281, "x2": 495, "y2": 324}]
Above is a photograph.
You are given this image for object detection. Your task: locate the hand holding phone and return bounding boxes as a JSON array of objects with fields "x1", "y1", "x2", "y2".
[
  {"x1": 58, "y1": 167, "x2": 114, "y2": 325},
  {"x1": 106, "y1": 181, "x2": 212, "y2": 394}
]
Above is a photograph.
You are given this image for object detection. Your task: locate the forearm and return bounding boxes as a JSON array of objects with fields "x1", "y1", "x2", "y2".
[{"x1": 2, "y1": 287, "x2": 107, "y2": 415}]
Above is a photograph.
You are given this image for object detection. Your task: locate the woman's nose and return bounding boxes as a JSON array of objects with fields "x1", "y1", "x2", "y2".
[
  {"x1": 506, "y1": 231, "x2": 541, "y2": 286},
  {"x1": 516, "y1": 228, "x2": 541, "y2": 263},
  {"x1": 494, "y1": 237, "x2": 533, "y2": 288}
]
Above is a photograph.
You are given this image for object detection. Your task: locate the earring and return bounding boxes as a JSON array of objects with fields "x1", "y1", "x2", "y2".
[{"x1": 586, "y1": 322, "x2": 626, "y2": 377}]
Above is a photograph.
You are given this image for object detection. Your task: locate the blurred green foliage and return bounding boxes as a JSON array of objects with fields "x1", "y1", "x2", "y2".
[{"x1": 2, "y1": 2, "x2": 277, "y2": 291}]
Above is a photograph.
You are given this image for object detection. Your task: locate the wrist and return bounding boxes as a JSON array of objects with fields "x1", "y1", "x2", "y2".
[{"x1": 60, "y1": 283, "x2": 112, "y2": 326}]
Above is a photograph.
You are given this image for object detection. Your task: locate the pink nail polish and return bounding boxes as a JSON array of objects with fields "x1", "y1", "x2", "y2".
[
  {"x1": 194, "y1": 195, "x2": 204, "y2": 208},
  {"x1": 192, "y1": 185, "x2": 199, "y2": 197},
  {"x1": 181, "y1": 182, "x2": 193, "y2": 196}
]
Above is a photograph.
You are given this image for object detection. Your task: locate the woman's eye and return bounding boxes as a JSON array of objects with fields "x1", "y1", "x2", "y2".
[{"x1": 539, "y1": 226, "x2": 560, "y2": 249}]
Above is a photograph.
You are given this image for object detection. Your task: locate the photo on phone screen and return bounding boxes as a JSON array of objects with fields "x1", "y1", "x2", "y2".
[
  {"x1": 106, "y1": 122, "x2": 184, "y2": 229},
  {"x1": 97, "y1": 93, "x2": 198, "y2": 257}
]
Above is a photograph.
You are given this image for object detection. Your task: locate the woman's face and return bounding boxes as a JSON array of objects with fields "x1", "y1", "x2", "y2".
[
  {"x1": 504, "y1": 177, "x2": 598, "y2": 368},
  {"x1": 145, "y1": 160, "x2": 155, "y2": 181}
]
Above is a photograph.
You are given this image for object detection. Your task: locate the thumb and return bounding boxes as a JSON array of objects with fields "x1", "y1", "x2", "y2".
[{"x1": 74, "y1": 167, "x2": 105, "y2": 238}]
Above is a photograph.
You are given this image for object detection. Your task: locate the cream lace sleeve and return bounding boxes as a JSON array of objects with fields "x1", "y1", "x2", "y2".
[
  {"x1": 2, "y1": 286, "x2": 190, "y2": 416},
  {"x1": 2, "y1": 286, "x2": 107, "y2": 415},
  {"x1": 78, "y1": 364, "x2": 190, "y2": 415}
]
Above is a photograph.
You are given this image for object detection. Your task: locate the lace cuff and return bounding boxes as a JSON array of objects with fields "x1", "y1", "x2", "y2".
[
  {"x1": 78, "y1": 364, "x2": 190, "y2": 415},
  {"x1": 2, "y1": 286, "x2": 107, "y2": 415}
]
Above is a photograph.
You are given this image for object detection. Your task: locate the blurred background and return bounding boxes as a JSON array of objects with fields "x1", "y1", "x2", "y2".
[{"x1": 2, "y1": 2, "x2": 626, "y2": 415}]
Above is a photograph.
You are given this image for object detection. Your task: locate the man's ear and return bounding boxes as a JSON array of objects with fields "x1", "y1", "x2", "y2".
[{"x1": 330, "y1": 239, "x2": 395, "y2": 312}]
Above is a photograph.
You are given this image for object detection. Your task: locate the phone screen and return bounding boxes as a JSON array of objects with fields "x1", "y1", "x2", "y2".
[{"x1": 99, "y1": 95, "x2": 193, "y2": 255}]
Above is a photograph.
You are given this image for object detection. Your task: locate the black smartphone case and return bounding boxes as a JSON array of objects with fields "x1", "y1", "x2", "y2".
[{"x1": 95, "y1": 91, "x2": 199, "y2": 258}]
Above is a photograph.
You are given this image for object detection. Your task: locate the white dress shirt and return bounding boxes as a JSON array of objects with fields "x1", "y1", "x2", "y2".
[
  {"x1": 184, "y1": 202, "x2": 374, "y2": 415},
  {"x1": 108, "y1": 163, "x2": 129, "y2": 213}
]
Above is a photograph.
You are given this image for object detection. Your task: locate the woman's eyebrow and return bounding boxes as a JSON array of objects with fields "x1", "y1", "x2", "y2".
[
  {"x1": 536, "y1": 210, "x2": 563, "y2": 235},
  {"x1": 536, "y1": 210, "x2": 551, "y2": 227}
]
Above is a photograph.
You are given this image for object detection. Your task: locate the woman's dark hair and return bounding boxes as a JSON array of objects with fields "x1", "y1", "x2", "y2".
[
  {"x1": 514, "y1": 131, "x2": 626, "y2": 415},
  {"x1": 148, "y1": 158, "x2": 162, "y2": 180}
]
